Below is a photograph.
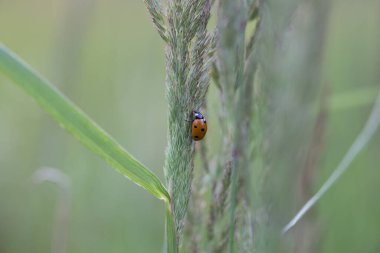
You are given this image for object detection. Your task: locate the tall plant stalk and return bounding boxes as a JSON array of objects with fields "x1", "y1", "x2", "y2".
[{"x1": 144, "y1": 0, "x2": 213, "y2": 249}]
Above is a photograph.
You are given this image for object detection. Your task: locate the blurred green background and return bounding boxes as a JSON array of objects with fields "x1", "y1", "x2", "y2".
[
  {"x1": 0, "y1": 1, "x2": 166, "y2": 252},
  {"x1": 0, "y1": 0, "x2": 379, "y2": 253}
]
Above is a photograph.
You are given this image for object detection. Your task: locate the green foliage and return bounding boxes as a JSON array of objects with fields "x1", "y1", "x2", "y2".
[
  {"x1": 1, "y1": 1, "x2": 380, "y2": 252},
  {"x1": 165, "y1": 203, "x2": 178, "y2": 253},
  {"x1": 283, "y1": 90, "x2": 380, "y2": 233},
  {"x1": 0, "y1": 44, "x2": 169, "y2": 202},
  {"x1": 164, "y1": 0, "x2": 213, "y2": 238},
  {"x1": 144, "y1": 0, "x2": 213, "y2": 246}
]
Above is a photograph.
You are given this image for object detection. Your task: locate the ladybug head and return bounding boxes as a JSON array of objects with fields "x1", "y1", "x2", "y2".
[{"x1": 193, "y1": 110, "x2": 204, "y2": 120}]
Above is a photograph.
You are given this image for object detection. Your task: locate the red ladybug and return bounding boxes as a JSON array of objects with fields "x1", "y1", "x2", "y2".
[{"x1": 192, "y1": 111, "x2": 207, "y2": 141}]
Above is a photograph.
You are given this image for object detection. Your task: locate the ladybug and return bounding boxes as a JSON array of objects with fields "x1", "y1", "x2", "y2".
[{"x1": 192, "y1": 111, "x2": 208, "y2": 141}]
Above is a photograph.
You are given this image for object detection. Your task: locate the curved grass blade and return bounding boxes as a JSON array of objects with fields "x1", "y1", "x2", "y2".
[
  {"x1": 0, "y1": 44, "x2": 169, "y2": 202},
  {"x1": 282, "y1": 89, "x2": 380, "y2": 234}
]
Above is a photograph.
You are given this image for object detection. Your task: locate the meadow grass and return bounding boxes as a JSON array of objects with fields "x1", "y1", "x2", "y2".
[{"x1": 1, "y1": 0, "x2": 380, "y2": 252}]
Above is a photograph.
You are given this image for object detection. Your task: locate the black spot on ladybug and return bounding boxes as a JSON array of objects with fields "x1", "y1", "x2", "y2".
[
  {"x1": 194, "y1": 125, "x2": 197, "y2": 128},
  {"x1": 201, "y1": 128, "x2": 205, "y2": 132},
  {"x1": 195, "y1": 136, "x2": 199, "y2": 139}
]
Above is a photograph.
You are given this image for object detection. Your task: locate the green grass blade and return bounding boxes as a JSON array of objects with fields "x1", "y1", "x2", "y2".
[
  {"x1": 0, "y1": 43, "x2": 169, "y2": 202},
  {"x1": 165, "y1": 202, "x2": 177, "y2": 253},
  {"x1": 282, "y1": 89, "x2": 380, "y2": 234}
]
